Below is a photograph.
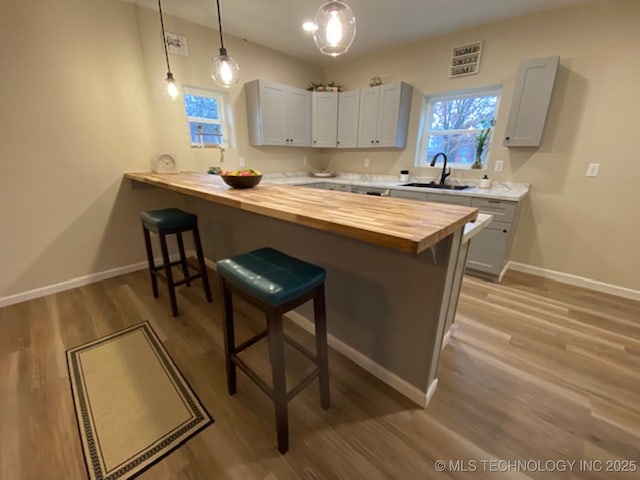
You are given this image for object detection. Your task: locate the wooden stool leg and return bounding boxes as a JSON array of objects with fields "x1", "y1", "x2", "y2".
[
  {"x1": 267, "y1": 311, "x2": 289, "y2": 454},
  {"x1": 176, "y1": 232, "x2": 191, "y2": 286},
  {"x1": 159, "y1": 232, "x2": 178, "y2": 317},
  {"x1": 142, "y1": 226, "x2": 159, "y2": 298},
  {"x1": 314, "y1": 284, "x2": 331, "y2": 410},
  {"x1": 221, "y1": 279, "x2": 237, "y2": 395},
  {"x1": 193, "y1": 225, "x2": 213, "y2": 303}
]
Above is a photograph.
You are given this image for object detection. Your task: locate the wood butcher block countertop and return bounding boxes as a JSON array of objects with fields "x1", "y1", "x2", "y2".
[{"x1": 125, "y1": 172, "x2": 478, "y2": 254}]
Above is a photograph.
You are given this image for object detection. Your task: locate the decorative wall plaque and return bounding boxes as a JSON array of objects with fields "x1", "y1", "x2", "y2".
[
  {"x1": 449, "y1": 41, "x2": 483, "y2": 78},
  {"x1": 165, "y1": 32, "x2": 189, "y2": 57}
]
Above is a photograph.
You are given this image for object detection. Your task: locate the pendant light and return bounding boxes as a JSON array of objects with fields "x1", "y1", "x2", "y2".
[
  {"x1": 157, "y1": 0, "x2": 179, "y2": 99},
  {"x1": 211, "y1": 0, "x2": 239, "y2": 88},
  {"x1": 313, "y1": 1, "x2": 356, "y2": 57}
]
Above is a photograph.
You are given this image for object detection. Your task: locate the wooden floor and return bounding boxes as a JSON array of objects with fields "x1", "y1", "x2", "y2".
[{"x1": 1, "y1": 268, "x2": 639, "y2": 479}]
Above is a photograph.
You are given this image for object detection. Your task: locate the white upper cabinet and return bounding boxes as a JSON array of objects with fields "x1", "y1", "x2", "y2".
[
  {"x1": 245, "y1": 79, "x2": 312, "y2": 147},
  {"x1": 503, "y1": 56, "x2": 559, "y2": 147},
  {"x1": 357, "y1": 82, "x2": 413, "y2": 148},
  {"x1": 336, "y1": 90, "x2": 360, "y2": 148},
  {"x1": 312, "y1": 92, "x2": 338, "y2": 148}
]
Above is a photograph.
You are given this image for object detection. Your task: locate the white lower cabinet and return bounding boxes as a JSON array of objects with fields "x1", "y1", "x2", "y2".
[
  {"x1": 467, "y1": 221, "x2": 511, "y2": 275},
  {"x1": 389, "y1": 188, "x2": 522, "y2": 280}
]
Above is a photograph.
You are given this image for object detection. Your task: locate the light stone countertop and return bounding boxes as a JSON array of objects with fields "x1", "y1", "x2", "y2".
[{"x1": 263, "y1": 171, "x2": 529, "y2": 202}]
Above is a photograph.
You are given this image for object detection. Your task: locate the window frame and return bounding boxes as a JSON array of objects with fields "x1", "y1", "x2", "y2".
[
  {"x1": 415, "y1": 85, "x2": 501, "y2": 169},
  {"x1": 183, "y1": 85, "x2": 235, "y2": 149}
]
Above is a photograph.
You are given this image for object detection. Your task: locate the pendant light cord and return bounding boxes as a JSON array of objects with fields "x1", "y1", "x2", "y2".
[
  {"x1": 216, "y1": 0, "x2": 225, "y2": 51},
  {"x1": 157, "y1": 0, "x2": 171, "y2": 73}
]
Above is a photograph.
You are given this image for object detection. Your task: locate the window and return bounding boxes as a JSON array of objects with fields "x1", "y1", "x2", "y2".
[
  {"x1": 183, "y1": 86, "x2": 233, "y2": 148},
  {"x1": 416, "y1": 87, "x2": 501, "y2": 168}
]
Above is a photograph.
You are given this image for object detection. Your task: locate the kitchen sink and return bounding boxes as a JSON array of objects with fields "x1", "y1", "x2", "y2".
[{"x1": 402, "y1": 182, "x2": 470, "y2": 190}]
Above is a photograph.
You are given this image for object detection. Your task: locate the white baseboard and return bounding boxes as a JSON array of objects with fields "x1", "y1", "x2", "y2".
[
  {"x1": 285, "y1": 310, "x2": 432, "y2": 408},
  {"x1": 508, "y1": 261, "x2": 640, "y2": 302},
  {"x1": 0, "y1": 252, "x2": 191, "y2": 309},
  {"x1": 0, "y1": 261, "x2": 147, "y2": 308},
  {"x1": 426, "y1": 378, "x2": 439, "y2": 406}
]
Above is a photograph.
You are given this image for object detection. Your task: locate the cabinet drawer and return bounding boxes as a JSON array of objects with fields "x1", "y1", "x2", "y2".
[
  {"x1": 427, "y1": 193, "x2": 472, "y2": 206},
  {"x1": 390, "y1": 189, "x2": 428, "y2": 201},
  {"x1": 471, "y1": 198, "x2": 517, "y2": 223}
]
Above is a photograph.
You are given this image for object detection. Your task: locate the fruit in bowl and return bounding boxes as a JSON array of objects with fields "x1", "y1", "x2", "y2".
[{"x1": 220, "y1": 169, "x2": 263, "y2": 189}]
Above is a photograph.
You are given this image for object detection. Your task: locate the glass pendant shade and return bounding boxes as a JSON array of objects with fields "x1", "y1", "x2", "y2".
[
  {"x1": 313, "y1": 0, "x2": 356, "y2": 57},
  {"x1": 212, "y1": 48, "x2": 239, "y2": 88},
  {"x1": 165, "y1": 72, "x2": 179, "y2": 99}
]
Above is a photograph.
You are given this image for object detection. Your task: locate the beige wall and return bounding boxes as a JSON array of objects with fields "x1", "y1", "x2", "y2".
[
  {"x1": 0, "y1": 0, "x2": 325, "y2": 299},
  {"x1": 2, "y1": 0, "x2": 638, "y2": 299},
  {"x1": 133, "y1": 5, "x2": 327, "y2": 174},
  {"x1": 0, "y1": 0, "x2": 178, "y2": 298},
  {"x1": 323, "y1": 0, "x2": 640, "y2": 292}
]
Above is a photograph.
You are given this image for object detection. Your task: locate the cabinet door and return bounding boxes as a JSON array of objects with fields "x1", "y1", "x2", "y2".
[
  {"x1": 467, "y1": 221, "x2": 511, "y2": 275},
  {"x1": 357, "y1": 86, "x2": 380, "y2": 147},
  {"x1": 259, "y1": 81, "x2": 288, "y2": 146},
  {"x1": 376, "y1": 83, "x2": 402, "y2": 147},
  {"x1": 312, "y1": 92, "x2": 338, "y2": 147},
  {"x1": 503, "y1": 56, "x2": 559, "y2": 147},
  {"x1": 337, "y1": 90, "x2": 359, "y2": 148},
  {"x1": 286, "y1": 87, "x2": 312, "y2": 146}
]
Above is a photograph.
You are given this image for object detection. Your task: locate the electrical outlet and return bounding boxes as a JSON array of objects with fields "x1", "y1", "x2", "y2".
[
  {"x1": 494, "y1": 160, "x2": 504, "y2": 172},
  {"x1": 238, "y1": 156, "x2": 245, "y2": 167},
  {"x1": 364, "y1": 158, "x2": 370, "y2": 167},
  {"x1": 303, "y1": 156, "x2": 307, "y2": 166},
  {"x1": 586, "y1": 163, "x2": 600, "y2": 177}
]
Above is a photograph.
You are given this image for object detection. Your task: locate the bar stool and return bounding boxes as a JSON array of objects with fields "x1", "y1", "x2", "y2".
[
  {"x1": 140, "y1": 208, "x2": 212, "y2": 316},
  {"x1": 216, "y1": 247, "x2": 330, "y2": 454}
]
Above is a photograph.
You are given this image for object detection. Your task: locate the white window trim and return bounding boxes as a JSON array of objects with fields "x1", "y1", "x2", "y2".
[
  {"x1": 415, "y1": 85, "x2": 501, "y2": 169},
  {"x1": 183, "y1": 85, "x2": 235, "y2": 149}
]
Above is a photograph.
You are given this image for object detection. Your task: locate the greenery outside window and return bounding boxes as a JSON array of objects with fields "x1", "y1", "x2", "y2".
[
  {"x1": 415, "y1": 86, "x2": 501, "y2": 168},
  {"x1": 183, "y1": 86, "x2": 233, "y2": 148}
]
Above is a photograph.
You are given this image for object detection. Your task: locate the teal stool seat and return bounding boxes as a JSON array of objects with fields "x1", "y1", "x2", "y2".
[
  {"x1": 141, "y1": 208, "x2": 197, "y2": 231},
  {"x1": 216, "y1": 248, "x2": 326, "y2": 307},
  {"x1": 216, "y1": 247, "x2": 330, "y2": 454},
  {"x1": 140, "y1": 208, "x2": 212, "y2": 316}
]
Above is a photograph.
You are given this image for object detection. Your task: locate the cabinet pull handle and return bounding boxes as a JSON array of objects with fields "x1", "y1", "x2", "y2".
[
  {"x1": 488, "y1": 200, "x2": 501, "y2": 204},
  {"x1": 376, "y1": 140, "x2": 380, "y2": 143},
  {"x1": 371, "y1": 140, "x2": 375, "y2": 144},
  {"x1": 502, "y1": 229, "x2": 508, "y2": 233}
]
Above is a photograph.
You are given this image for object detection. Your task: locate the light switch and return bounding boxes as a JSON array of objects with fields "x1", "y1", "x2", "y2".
[
  {"x1": 364, "y1": 158, "x2": 370, "y2": 167},
  {"x1": 494, "y1": 160, "x2": 504, "y2": 172},
  {"x1": 586, "y1": 163, "x2": 600, "y2": 177},
  {"x1": 238, "y1": 156, "x2": 245, "y2": 167}
]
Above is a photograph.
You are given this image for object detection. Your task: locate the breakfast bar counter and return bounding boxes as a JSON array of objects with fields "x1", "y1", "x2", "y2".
[
  {"x1": 125, "y1": 172, "x2": 477, "y2": 254},
  {"x1": 125, "y1": 171, "x2": 480, "y2": 406}
]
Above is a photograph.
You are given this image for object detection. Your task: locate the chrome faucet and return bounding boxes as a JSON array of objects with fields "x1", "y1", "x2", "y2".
[{"x1": 430, "y1": 152, "x2": 450, "y2": 185}]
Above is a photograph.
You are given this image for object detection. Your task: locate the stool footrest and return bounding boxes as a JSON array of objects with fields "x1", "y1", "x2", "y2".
[
  {"x1": 235, "y1": 330, "x2": 269, "y2": 353},
  {"x1": 287, "y1": 368, "x2": 321, "y2": 402},
  {"x1": 233, "y1": 355, "x2": 273, "y2": 397},
  {"x1": 231, "y1": 354, "x2": 321, "y2": 405},
  {"x1": 284, "y1": 336, "x2": 317, "y2": 363}
]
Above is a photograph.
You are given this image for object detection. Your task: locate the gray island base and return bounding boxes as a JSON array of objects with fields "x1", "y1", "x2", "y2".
[{"x1": 126, "y1": 172, "x2": 480, "y2": 406}]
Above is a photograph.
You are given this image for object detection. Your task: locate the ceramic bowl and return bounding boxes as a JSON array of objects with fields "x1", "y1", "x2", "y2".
[{"x1": 220, "y1": 174, "x2": 262, "y2": 189}]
